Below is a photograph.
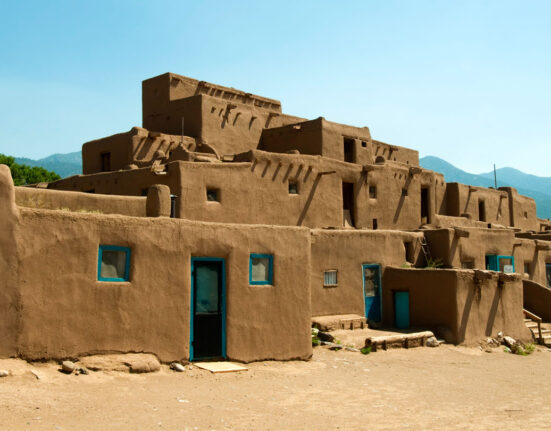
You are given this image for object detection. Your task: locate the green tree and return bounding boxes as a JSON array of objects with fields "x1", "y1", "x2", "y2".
[{"x1": 0, "y1": 154, "x2": 61, "y2": 186}]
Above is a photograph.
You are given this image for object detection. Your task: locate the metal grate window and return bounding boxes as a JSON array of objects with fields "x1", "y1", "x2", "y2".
[{"x1": 324, "y1": 270, "x2": 338, "y2": 287}]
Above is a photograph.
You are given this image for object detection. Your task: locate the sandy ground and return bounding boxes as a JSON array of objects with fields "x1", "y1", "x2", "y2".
[{"x1": 1, "y1": 345, "x2": 551, "y2": 431}]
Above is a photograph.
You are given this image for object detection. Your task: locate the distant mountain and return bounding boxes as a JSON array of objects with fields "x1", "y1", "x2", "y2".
[
  {"x1": 15, "y1": 151, "x2": 81, "y2": 178},
  {"x1": 420, "y1": 156, "x2": 551, "y2": 220}
]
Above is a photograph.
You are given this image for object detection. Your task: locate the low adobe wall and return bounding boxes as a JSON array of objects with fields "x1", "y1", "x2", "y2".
[
  {"x1": 310, "y1": 229, "x2": 424, "y2": 316},
  {"x1": 382, "y1": 268, "x2": 530, "y2": 344},
  {"x1": 523, "y1": 280, "x2": 551, "y2": 322},
  {"x1": 16, "y1": 187, "x2": 146, "y2": 216},
  {"x1": 12, "y1": 209, "x2": 311, "y2": 362},
  {"x1": 0, "y1": 166, "x2": 19, "y2": 357}
]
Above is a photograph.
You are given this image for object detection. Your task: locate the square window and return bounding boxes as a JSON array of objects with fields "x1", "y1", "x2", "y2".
[
  {"x1": 98, "y1": 245, "x2": 130, "y2": 282},
  {"x1": 206, "y1": 188, "x2": 219, "y2": 202},
  {"x1": 369, "y1": 186, "x2": 377, "y2": 199},
  {"x1": 288, "y1": 181, "x2": 299, "y2": 195},
  {"x1": 324, "y1": 270, "x2": 338, "y2": 287},
  {"x1": 249, "y1": 254, "x2": 273, "y2": 285},
  {"x1": 361, "y1": 141, "x2": 367, "y2": 148}
]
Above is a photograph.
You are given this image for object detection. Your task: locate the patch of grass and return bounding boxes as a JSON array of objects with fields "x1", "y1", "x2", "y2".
[
  {"x1": 425, "y1": 258, "x2": 443, "y2": 269},
  {"x1": 312, "y1": 337, "x2": 321, "y2": 347},
  {"x1": 360, "y1": 346, "x2": 372, "y2": 355}
]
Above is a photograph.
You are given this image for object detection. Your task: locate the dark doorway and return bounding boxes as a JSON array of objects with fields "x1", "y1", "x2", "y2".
[
  {"x1": 101, "y1": 152, "x2": 111, "y2": 172},
  {"x1": 343, "y1": 138, "x2": 355, "y2": 163},
  {"x1": 342, "y1": 182, "x2": 355, "y2": 227},
  {"x1": 190, "y1": 258, "x2": 226, "y2": 361},
  {"x1": 478, "y1": 199, "x2": 486, "y2": 222},
  {"x1": 421, "y1": 187, "x2": 430, "y2": 224}
]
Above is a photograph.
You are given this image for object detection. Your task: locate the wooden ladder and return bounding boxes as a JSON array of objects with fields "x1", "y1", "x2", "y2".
[{"x1": 419, "y1": 237, "x2": 432, "y2": 264}]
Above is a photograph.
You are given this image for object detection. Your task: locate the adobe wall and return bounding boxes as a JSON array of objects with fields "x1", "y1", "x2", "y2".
[
  {"x1": 50, "y1": 151, "x2": 446, "y2": 230},
  {"x1": 142, "y1": 73, "x2": 305, "y2": 156},
  {"x1": 15, "y1": 187, "x2": 146, "y2": 216},
  {"x1": 11, "y1": 208, "x2": 311, "y2": 362},
  {"x1": 382, "y1": 268, "x2": 531, "y2": 344},
  {"x1": 523, "y1": 279, "x2": 551, "y2": 321},
  {"x1": 424, "y1": 228, "x2": 516, "y2": 269},
  {"x1": 502, "y1": 187, "x2": 538, "y2": 231},
  {"x1": 513, "y1": 238, "x2": 551, "y2": 287},
  {"x1": 371, "y1": 140, "x2": 419, "y2": 166},
  {"x1": 0, "y1": 165, "x2": 19, "y2": 357},
  {"x1": 310, "y1": 229, "x2": 424, "y2": 316}
]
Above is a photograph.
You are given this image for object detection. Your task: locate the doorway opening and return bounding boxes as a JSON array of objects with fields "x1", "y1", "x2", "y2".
[
  {"x1": 342, "y1": 182, "x2": 355, "y2": 227},
  {"x1": 190, "y1": 258, "x2": 226, "y2": 361},
  {"x1": 478, "y1": 199, "x2": 486, "y2": 222},
  {"x1": 421, "y1": 187, "x2": 430, "y2": 224},
  {"x1": 343, "y1": 138, "x2": 355, "y2": 163}
]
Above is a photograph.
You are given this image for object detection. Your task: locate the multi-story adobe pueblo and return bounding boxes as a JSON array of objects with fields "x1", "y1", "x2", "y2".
[{"x1": 2, "y1": 73, "x2": 551, "y2": 363}]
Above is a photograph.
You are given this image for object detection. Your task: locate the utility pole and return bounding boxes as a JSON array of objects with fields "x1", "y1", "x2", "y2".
[{"x1": 181, "y1": 117, "x2": 185, "y2": 145}]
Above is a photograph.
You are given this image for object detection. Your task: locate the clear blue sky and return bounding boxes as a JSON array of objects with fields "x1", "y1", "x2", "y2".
[{"x1": 0, "y1": 0, "x2": 549, "y2": 175}]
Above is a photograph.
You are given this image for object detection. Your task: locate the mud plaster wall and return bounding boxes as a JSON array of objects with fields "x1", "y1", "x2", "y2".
[
  {"x1": 424, "y1": 228, "x2": 515, "y2": 269},
  {"x1": 382, "y1": 268, "x2": 531, "y2": 344},
  {"x1": 16, "y1": 187, "x2": 146, "y2": 216},
  {"x1": 513, "y1": 239, "x2": 551, "y2": 287},
  {"x1": 523, "y1": 280, "x2": 551, "y2": 321},
  {"x1": 11, "y1": 208, "x2": 311, "y2": 362},
  {"x1": 507, "y1": 188, "x2": 538, "y2": 231},
  {"x1": 0, "y1": 166, "x2": 19, "y2": 356},
  {"x1": 310, "y1": 230, "x2": 424, "y2": 316}
]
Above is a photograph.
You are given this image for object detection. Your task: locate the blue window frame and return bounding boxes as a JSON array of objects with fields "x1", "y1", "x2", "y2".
[
  {"x1": 249, "y1": 254, "x2": 273, "y2": 285},
  {"x1": 97, "y1": 245, "x2": 131, "y2": 282},
  {"x1": 486, "y1": 255, "x2": 515, "y2": 273}
]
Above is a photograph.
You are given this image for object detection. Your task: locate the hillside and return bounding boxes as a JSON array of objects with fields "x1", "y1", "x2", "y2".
[
  {"x1": 15, "y1": 151, "x2": 81, "y2": 178},
  {"x1": 420, "y1": 156, "x2": 551, "y2": 220}
]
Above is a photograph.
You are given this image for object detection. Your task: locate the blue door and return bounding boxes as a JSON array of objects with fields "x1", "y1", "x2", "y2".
[
  {"x1": 394, "y1": 291, "x2": 410, "y2": 329},
  {"x1": 363, "y1": 264, "x2": 381, "y2": 322},
  {"x1": 190, "y1": 258, "x2": 226, "y2": 361}
]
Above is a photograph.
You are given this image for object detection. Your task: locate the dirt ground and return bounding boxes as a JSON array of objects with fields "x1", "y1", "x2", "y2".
[{"x1": 1, "y1": 345, "x2": 551, "y2": 431}]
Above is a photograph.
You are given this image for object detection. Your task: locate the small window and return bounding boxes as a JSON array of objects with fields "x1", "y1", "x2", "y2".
[
  {"x1": 249, "y1": 254, "x2": 273, "y2": 285},
  {"x1": 206, "y1": 188, "x2": 219, "y2": 202},
  {"x1": 524, "y1": 211, "x2": 528, "y2": 218},
  {"x1": 323, "y1": 270, "x2": 338, "y2": 287},
  {"x1": 401, "y1": 188, "x2": 408, "y2": 197},
  {"x1": 524, "y1": 262, "x2": 531, "y2": 276},
  {"x1": 288, "y1": 181, "x2": 299, "y2": 195},
  {"x1": 361, "y1": 141, "x2": 367, "y2": 148},
  {"x1": 170, "y1": 195, "x2": 177, "y2": 218},
  {"x1": 98, "y1": 245, "x2": 130, "y2": 282},
  {"x1": 101, "y1": 152, "x2": 111, "y2": 172},
  {"x1": 369, "y1": 186, "x2": 377, "y2": 199},
  {"x1": 373, "y1": 218, "x2": 378, "y2": 230},
  {"x1": 462, "y1": 261, "x2": 475, "y2": 269}
]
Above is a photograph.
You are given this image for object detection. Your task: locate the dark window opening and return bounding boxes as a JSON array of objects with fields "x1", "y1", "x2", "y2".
[
  {"x1": 342, "y1": 181, "x2": 355, "y2": 227},
  {"x1": 288, "y1": 181, "x2": 299, "y2": 195},
  {"x1": 401, "y1": 188, "x2": 408, "y2": 197},
  {"x1": 404, "y1": 241, "x2": 414, "y2": 263},
  {"x1": 546, "y1": 264, "x2": 551, "y2": 288},
  {"x1": 462, "y1": 261, "x2": 475, "y2": 269},
  {"x1": 170, "y1": 195, "x2": 177, "y2": 218},
  {"x1": 85, "y1": 189, "x2": 95, "y2": 194},
  {"x1": 343, "y1": 138, "x2": 355, "y2": 163},
  {"x1": 373, "y1": 218, "x2": 378, "y2": 230},
  {"x1": 361, "y1": 141, "x2": 367, "y2": 148},
  {"x1": 207, "y1": 188, "x2": 219, "y2": 202},
  {"x1": 421, "y1": 187, "x2": 430, "y2": 224},
  {"x1": 524, "y1": 262, "x2": 531, "y2": 276},
  {"x1": 369, "y1": 186, "x2": 377, "y2": 199},
  {"x1": 141, "y1": 188, "x2": 148, "y2": 196},
  {"x1": 101, "y1": 152, "x2": 111, "y2": 172},
  {"x1": 478, "y1": 199, "x2": 486, "y2": 222}
]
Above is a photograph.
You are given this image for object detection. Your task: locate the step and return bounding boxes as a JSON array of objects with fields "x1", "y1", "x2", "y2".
[{"x1": 526, "y1": 322, "x2": 539, "y2": 328}]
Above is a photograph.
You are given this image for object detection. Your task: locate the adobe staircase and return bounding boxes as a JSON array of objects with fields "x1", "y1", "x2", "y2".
[{"x1": 523, "y1": 309, "x2": 551, "y2": 346}]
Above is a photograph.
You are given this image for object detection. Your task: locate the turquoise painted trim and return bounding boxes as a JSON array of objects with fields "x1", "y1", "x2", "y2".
[
  {"x1": 97, "y1": 245, "x2": 131, "y2": 282},
  {"x1": 486, "y1": 255, "x2": 515, "y2": 272},
  {"x1": 362, "y1": 263, "x2": 382, "y2": 322},
  {"x1": 249, "y1": 253, "x2": 273, "y2": 285},
  {"x1": 190, "y1": 257, "x2": 227, "y2": 362},
  {"x1": 394, "y1": 291, "x2": 410, "y2": 329}
]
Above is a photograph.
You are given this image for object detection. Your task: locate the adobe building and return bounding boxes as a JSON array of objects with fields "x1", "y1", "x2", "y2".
[{"x1": 2, "y1": 72, "x2": 551, "y2": 363}]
